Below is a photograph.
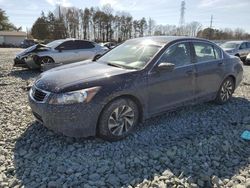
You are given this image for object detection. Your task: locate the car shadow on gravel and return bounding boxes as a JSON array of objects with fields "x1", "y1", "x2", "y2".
[
  {"x1": 9, "y1": 69, "x2": 40, "y2": 81},
  {"x1": 13, "y1": 97, "x2": 250, "y2": 187}
]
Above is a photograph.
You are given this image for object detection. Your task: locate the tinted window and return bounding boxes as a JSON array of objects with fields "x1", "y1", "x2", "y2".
[
  {"x1": 239, "y1": 43, "x2": 247, "y2": 49},
  {"x1": 194, "y1": 42, "x2": 217, "y2": 62},
  {"x1": 158, "y1": 42, "x2": 191, "y2": 67},
  {"x1": 76, "y1": 41, "x2": 95, "y2": 49},
  {"x1": 213, "y1": 46, "x2": 222, "y2": 59},
  {"x1": 247, "y1": 42, "x2": 250, "y2": 48},
  {"x1": 56, "y1": 41, "x2": 78, "y2": 50}
]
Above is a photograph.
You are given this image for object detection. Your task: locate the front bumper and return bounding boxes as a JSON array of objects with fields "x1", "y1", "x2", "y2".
[
  {"x1": 28, "y1": 90, "x2": 102, "y2": 138},
  {"x1": 13, "y1": 57, "x2": 28, "y2": 68}
]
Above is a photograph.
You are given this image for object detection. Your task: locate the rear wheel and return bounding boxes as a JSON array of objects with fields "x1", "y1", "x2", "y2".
[
  {"x1": 98, "y1": 98, "x2": 139, "y2": 141},
  {"x1": 215, "y1": 77, "x2": 235, "y2": 104}
]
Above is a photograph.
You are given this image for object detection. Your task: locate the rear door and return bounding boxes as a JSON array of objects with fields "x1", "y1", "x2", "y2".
[
  {"x1": 76, "y1": 40, "x2": 96, "y2": 61},
  {"x1": 193, "y1": 41, "x2": 224, "y2": 100},
  {"x1": 54, "y1": 41, "x2": 80, "y2": 64}
]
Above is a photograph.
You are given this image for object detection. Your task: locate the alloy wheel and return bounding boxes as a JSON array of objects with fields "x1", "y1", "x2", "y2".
[
  {"x1": 220, "y1": 80, "x2": 233, "y2": 102},
  {"x1": 41, "y1": 57, "x2": 53, "y2": 64},
  {"x1": 108, "y1": 105, "x2": 135, "y2": 136}
]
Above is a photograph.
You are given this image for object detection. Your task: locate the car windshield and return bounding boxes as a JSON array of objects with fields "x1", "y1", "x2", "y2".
[
  {"x1": 221, "y1": 42, "x2": 240, "y2": 49},
  {"x1": 98, "y1": 39, "x2": 162, "y2": 69},
  {"x1": 46, "y1": 40, "x2": 65, "y2": 48}
]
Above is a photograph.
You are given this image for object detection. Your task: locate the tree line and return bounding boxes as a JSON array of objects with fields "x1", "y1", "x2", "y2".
[
  {"x1": 1, "y1": 5, "x2": 249, "y2": 42},
  {"x1": 31, "y1": 5, "x2": 206, "y2": 42},
  {"x1": 0, "y1": 8, "x2": 21, "y2": 31}
]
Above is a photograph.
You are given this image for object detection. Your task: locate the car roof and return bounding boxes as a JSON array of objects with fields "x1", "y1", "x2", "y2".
[
  {"x1": 126, "y1": 36, "x2": 213, "y2": 45},
  {"x1": 224, "y1": 41, "x2": 249, "y2": 44}
]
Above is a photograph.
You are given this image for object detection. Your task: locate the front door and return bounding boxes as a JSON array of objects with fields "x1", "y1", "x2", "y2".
[{"x1": 147, "y1": 42, "x2": 196, "y2": 115}]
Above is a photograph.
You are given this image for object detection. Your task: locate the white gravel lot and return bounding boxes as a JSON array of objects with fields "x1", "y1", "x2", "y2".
[{"x1": 0, "y1": 48, "x2": 250, "y2": 188}]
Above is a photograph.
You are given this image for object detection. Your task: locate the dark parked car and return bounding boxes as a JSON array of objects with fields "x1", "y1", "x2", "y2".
[
  {"x1": 29, "y1": 36, "x2": 243, "y2": 141},
  {"x1": 20, "y1": 39, "x2": 38, "y2": 48}
]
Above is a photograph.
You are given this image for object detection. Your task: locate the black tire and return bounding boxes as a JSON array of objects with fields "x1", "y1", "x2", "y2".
[
  {"x1": 98, "y1": 98, "x2": 139, "y2": 141},
  {"x1": 215, "y1": 77, "x2": 235, "y2": 104},
  {"x1": 39, "y1": 56, "x2": 54, "y2": 65}
]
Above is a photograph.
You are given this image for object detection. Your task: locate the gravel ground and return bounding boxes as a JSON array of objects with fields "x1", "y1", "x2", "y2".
[{"x1": 0, "y1": 48, "x2": 250, "y2": 188}]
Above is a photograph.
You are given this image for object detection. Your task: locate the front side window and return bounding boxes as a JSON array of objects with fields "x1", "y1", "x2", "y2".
[
  {"x1": 239, "y1": 43, "x2": 247, "y2": 49},
  {"x1": 158, "y1": 42, "x2": 191, "y2": 67},
  {"x1": 247, "y1": 42, "x2": 250, "y2": 48},
  {"x1": 193, "y1": 42, "x2": 218, "y2": 63}
]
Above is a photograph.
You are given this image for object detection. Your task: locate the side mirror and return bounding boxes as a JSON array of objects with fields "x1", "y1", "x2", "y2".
[{"x1": 157, "y1": 62, "x2": 175, "y2": 72}]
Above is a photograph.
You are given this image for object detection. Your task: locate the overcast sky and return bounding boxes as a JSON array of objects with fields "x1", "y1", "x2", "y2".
[{"x1": 0, "y1": 0, "x2": 250, "y2": 32}]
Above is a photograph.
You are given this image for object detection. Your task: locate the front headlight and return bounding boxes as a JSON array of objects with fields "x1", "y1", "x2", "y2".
[{"x1": 49, "y1": 87, "x2": 101, "y2": 105}]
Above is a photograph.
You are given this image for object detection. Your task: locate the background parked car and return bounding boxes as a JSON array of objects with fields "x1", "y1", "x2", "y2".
[
  {"x1": 28, "y1": 36, "x2": 243, "y2": 141},
  {"x1": 14, "y1": 38, "x2": 109, "y2": 70},
  {"x1": 100, "y1": 42, "x2": 117, "y2": 49},
  {"x1": 246, "y1": 53, "x2": 250, "y2": 65},
  {"x1": 20, "y1": 39, "x2": 39, "y2": 48},
  {"x1": 220, "y1": 41, "x2": 250, "y2": 63}
]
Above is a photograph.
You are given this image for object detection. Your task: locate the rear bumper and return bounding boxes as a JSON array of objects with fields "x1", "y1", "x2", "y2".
[{"x1": 28, "y1": 90, "x2": 102, "y2": 138}]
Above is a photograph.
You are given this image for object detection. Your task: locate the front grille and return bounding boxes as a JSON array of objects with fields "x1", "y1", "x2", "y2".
[{"x1": 32, "y1": 87, "x2": 48, "y2": 102}]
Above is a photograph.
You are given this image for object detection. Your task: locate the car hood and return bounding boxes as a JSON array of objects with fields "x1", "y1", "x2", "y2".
[
  {"x1": 222, "y1": 48, "x2": 236, "y2": 52},
  {"x1": 35, "y1": 60, "x2": 134, "y2": 93},
  {"x1": 17, "y1": 44, "x2": 50, "y2": 57}
]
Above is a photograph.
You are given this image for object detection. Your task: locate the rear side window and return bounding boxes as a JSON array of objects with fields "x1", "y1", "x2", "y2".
[
  {"x1": 193, "y1": 42, "x2": 220, "y2": 63},
  {"x1": 76, "y1": 41, "x2": 95, "y2": 49},
  {"x1": 56, "y1": 41, "x2": 78, "y2": 50},
  {"x1": 213, "y1": 46, "x2": 222, "y2": 59}
]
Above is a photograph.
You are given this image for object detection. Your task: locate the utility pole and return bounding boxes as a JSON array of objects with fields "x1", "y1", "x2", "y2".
[
  {"x1": 179, "y1": 0, "x2": 186, "y2": 35},
  {"x1": 58, "y1": 5, "x2": 61, "y2": 19},
  {"x1": 210, "y1": 15, "x2": 213, "y2": 29},
  {"x1": 209, "y1": 15, "x2": 213, "y2": 40},
  {"x1": 179, "y1": 0, "x2": 185, "y2": 27}
]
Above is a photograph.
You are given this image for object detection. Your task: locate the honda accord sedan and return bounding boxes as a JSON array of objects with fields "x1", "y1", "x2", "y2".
[{"x1": 29, "y1": 36, "x2": 243, "y2": 141}]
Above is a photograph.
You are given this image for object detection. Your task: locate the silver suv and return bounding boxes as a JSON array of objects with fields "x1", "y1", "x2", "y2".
[{"x1": 221, "y1": 41, "x2": 250, "y2": 63}]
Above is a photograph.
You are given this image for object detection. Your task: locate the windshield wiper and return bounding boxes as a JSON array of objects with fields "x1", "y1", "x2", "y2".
[{"x1": 107, "y1": 62, "x2": 137, "y2": 70}]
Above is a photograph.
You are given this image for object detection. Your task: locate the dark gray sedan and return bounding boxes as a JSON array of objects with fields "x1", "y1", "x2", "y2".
[{"x1": 29, "y1": 36, "x2": 243, "y2": 141}]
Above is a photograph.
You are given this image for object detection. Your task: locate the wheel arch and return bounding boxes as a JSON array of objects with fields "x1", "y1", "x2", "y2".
[
  {"x1": 225, "y1": 74, "x2": 236, "y2": 86},
  {"x1": 38, "y1": 55, "x2": 55, "y2": 62},
  {"x1": 221, "y1": 74, "x2": 236, "y2": 91}
]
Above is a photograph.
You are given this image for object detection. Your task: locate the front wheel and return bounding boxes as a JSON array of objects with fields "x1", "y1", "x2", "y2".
[
  {"x1": 215, "y1": 77, "x2": 235, "y2": 104},
  {"x1": 98, "y1": 98, "x2": 139, "y2": 141},
  {"x1": 39, "y1": 56, "x2": 54, "y2": 64}
]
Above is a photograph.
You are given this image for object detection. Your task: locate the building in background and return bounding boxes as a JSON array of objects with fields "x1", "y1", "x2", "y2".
[{"x1": 0, "y1": 31, "x2": 26, "y2": 46}]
